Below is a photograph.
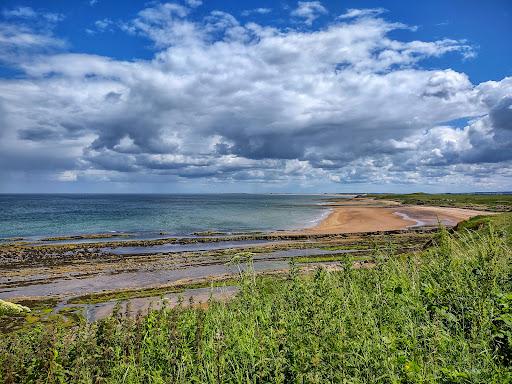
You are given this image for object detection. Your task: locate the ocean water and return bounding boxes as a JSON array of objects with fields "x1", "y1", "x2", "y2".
[{"x1": 0, "y1": 194, "x2": 335, "y2": 239}]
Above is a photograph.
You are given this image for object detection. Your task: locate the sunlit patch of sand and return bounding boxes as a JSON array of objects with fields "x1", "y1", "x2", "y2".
[{"x1": 299, "y1": 198, "x2": 494, "y2": 234}]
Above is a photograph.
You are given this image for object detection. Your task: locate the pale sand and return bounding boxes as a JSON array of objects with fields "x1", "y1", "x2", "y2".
[{"x1": 300, "y1": 199, "x2": 494, "y2": 234}]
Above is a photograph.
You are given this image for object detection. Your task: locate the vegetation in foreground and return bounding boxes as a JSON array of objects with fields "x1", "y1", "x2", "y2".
[
  {"x1": 1, "y1": 217, "x2": 511, "y2": 383},
  {"x1": 368, "y1": 192, "x2": 512, "y2": 212},
  {"x1": 0, "y1": 300, "x2": 30, "y2": 317}
]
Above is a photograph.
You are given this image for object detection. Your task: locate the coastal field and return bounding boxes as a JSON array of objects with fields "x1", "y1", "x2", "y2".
[
  {"x1": 367, "y1": 192, "x2": 512, "y2": 212},
  {"x1": 0, "y1": 194, "x2": 511, "y2": 382}
]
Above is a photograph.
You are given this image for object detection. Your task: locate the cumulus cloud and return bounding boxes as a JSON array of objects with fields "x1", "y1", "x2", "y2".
[
  {"x1": 120, "y1": 2, "x2": 195, "y2": 47},
  {"x1": 291, "y1": 1, "x2": 327, "y2": 26},
  {"x1": 0, "y1": 3, "x2": 510, "y2": 190}
]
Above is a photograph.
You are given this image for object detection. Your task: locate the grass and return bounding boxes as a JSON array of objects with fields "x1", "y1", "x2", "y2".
[
  {"x1": 1, "y1": 214, "x2": 511, "y2": 382},
  {"x1": 455, "y1": 212, "x2": 512, "y2": 236},
  {"x1": 368, "y1": 192, "x2": 512, "y2": 211}
]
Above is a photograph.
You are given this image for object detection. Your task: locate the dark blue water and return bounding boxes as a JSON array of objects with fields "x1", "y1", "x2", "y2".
[{"x1": 0, "y1": 194, "x2": 334, "y2": 239}]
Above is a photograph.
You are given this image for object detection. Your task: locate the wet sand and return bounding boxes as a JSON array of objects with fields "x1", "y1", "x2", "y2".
[
  {"x1": 303, "y1": 199, "x2": 493, "y2": 234},
  {"x1": 69, "y1": 286, "x2": 240, "y2": 322},
  {"x1": 0, "y1": 247, "x2": 368, "y2": 300}
]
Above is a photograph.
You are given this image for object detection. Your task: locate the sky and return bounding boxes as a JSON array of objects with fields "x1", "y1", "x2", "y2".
[{"x1": 0, "y1": 0, "x2": 511, "y2": 193}]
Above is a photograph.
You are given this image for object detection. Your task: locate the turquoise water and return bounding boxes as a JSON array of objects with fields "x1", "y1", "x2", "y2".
[{"x1": 0, "y1": 194, "x2": 335, "y2": 239}]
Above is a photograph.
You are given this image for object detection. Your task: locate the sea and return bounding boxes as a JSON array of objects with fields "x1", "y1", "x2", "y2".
[{"x1": 0, "y1": 194, "x2": 340, "y2": 239}]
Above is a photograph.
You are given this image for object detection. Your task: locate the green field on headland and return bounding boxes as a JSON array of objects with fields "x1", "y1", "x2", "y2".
[
  {"x1": 367, "y1": 192, "x2": 512, "y2": 212},
  {"x1": 1, "y1": 211, "x2": 511, "y2": 382}
]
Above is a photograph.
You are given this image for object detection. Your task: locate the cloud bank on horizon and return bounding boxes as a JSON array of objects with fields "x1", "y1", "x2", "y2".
[{"x1": 0, "y1": 1, "x2": 511, "y2": 192}]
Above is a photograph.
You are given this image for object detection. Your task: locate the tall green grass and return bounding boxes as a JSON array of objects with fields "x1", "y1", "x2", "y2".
[{"x1": 1, "y1": 225, "x2": 511, "y2": 383}]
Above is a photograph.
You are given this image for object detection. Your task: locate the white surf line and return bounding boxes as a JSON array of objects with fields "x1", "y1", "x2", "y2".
[
  {"x1": 305, "y1": 207, "x2": 334, "y2": 229},
  {"x1": 393, "y1": 211, "x2": 426, "y2": 228}
]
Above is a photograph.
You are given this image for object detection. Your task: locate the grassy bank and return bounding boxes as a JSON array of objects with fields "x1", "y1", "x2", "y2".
[
  {"x1": 1, "y1": 218, "x2": 511, "y2": 382},
  {"x1": 367, "y1": 192, "x2": 512, "y2": 212}
]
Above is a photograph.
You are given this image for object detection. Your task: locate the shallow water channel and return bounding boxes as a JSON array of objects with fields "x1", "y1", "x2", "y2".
[
  {"x1": 0, "y1": 247, "x2": 363, "y2": 300},
  {"x1": 58, "y1": 286, "x2": 241, "y2": 322},
  {"x1": 103, "y1": 240, "x2": 276, "y2": 255}
]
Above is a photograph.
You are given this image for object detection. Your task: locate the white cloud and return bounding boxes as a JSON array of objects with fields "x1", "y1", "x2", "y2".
[
  {"x1": 2, "y1": 6, "x2": 64, "y2": 23},
  {"x1": 3, "y1": 7, "x2": 37, "y2": 19},
  {"x1": 0, "y1": 20, "x2": 65, "y2": 67},
  {"x1": 0, "y1": 6, "x2": 66, "y2": 62},
  {"x1": 120, "y1": 2, "x2": 195, "y2": 47},
  {"x1": 0, "y1": 23, "x2": 63, "y2": 49},
  {"x1": 86, "y1": 18, "x2": 115, "y2": 34},
  {"x1": 338, "y1": 8, "x2": 387, "y2": 20},
  {"x1": 241, "y1": 8, "x2": 272, "y2": 17},
  {"x1": 56, "y1": 170, "x2": 78, "y2": 181},
  {"x1": 291, "y1": 1, "x2": 327, "y2": 26},
  {"x1": 0, "y1": 2, "x2": 510, "y2": 190},
  {"x1": 185, "y1": 0, "x2": 202, "y2": 8}
]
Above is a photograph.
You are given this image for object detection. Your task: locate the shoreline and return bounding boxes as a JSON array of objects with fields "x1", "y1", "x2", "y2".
[
  {"x1": 299, "y1": 198, "x2": 494, "y2": 234},
  {"x1": 0, "y1": 196, "x2": 504, "y2": 323},
  {"x1": 0, "y1": 197, "x2": 495, "y2": 243}
]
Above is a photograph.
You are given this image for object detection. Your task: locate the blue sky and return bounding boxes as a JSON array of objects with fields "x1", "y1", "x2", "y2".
[
  {"x1": 2, "y1": 0, "x2": 510, "y2": 83},
  {"x1": 0, "y1": 0, "x2": 511, "y2": 193}
]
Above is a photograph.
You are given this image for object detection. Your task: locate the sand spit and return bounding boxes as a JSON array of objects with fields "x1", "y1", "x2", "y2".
[{"x1": 302, "y1": 199, "x2": 494, "y2": 234}]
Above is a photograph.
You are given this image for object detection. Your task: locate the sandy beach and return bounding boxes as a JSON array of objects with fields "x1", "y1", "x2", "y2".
[{"x1": 303, "y1": 199, "x2": 493, "y2": 234}]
